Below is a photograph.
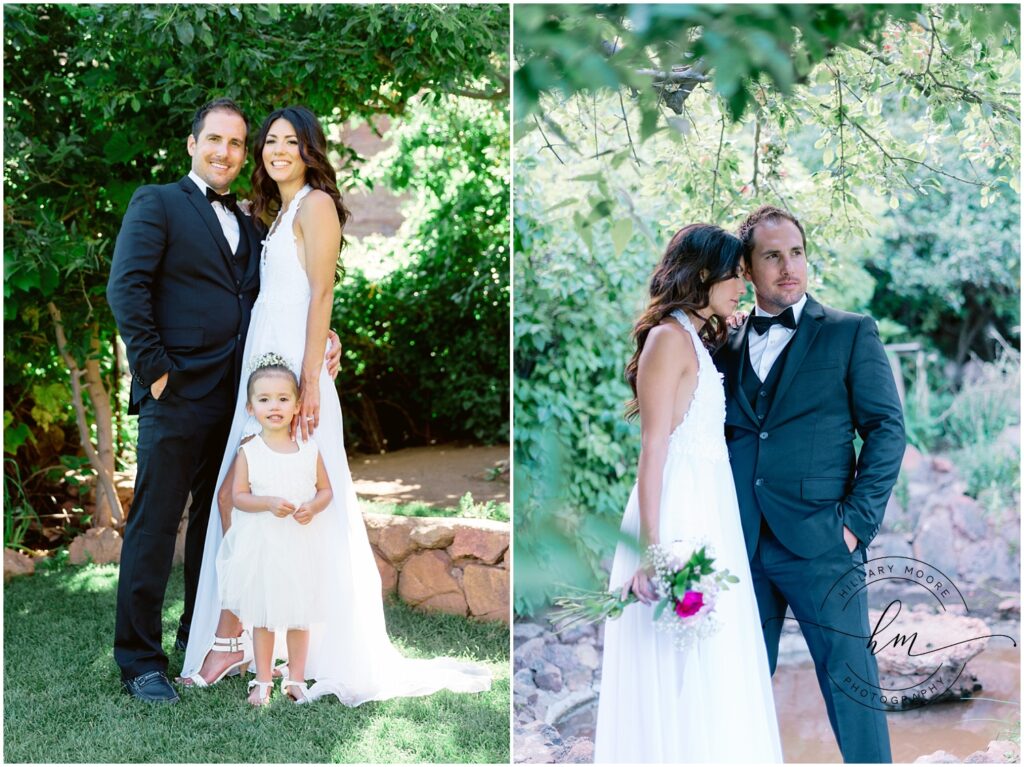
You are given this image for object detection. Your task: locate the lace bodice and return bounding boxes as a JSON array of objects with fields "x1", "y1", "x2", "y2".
[
  {"x1": 256, "y1": 184, "x2": 313, "y2": 307},
  {"x1": 667, "y1": 310, "x2": 728, "y2": 463}
]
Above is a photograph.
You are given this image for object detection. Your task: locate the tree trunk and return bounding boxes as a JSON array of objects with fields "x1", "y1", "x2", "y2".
[
  {"x1": 358, "y1": 392, "x2": 386, "y2": 454},
  {"x1": 85, "y1": 324, "x2": 117, "y2": 529},
  {"x1": 47, "y1": 303, "x2": 124, "y2": 528}
]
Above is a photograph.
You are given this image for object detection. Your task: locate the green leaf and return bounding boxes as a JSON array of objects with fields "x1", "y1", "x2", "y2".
[
  {"x1": 610, "y1": 218, "x2": 633, "y2": 257},
  {"x1": 174, "y1": 20, "x2": 194, "y2": 46},
  {"x1": 652, "y1": 597, "x2": 670, "y2": 621}
]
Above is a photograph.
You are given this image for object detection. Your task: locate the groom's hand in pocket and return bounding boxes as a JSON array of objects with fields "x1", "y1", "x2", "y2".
[
  {"x1": 843, "y1": 525, "x2": 859, "y2": 553},
  {"x1": 150, "y1": 372, "x2": 169, "y2": 400}
]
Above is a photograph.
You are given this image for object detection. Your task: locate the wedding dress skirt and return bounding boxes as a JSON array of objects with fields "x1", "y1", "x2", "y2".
[
  {"x1": 593, "y1": 310, "x2": 782, "y2": 763},
  {"x1": 182, "y1": 185, "x2": 491, "y2": 703}
]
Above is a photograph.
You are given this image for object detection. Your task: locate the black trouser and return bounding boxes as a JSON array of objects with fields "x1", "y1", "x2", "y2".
[
  {"x1": 114, "y1": 377, "x2": 233, "y2": 680},
  {"x1": 751, "y1": 522, "x2": 892, "y2": 764}
]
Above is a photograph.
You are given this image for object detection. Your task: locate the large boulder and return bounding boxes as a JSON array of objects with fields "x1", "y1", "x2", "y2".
[
  {"x1": 448, "y1": 523, "x2": 509, "y2": 566},
  {"x1": 914, "y1": 751, "x2": 961, "y2": 763},
  {"x1": 513, "y1": 721, "x2": 593, "y2": 764},
  {"x1": 408, "y1": 518, "x2": 457, "y2": 549},
  {"x1": 912, "y1": 503, "x2": 958, "y2": 576},
  {"x1": 916, "y1": 741, "x2": 1020, "y2": 764},
  {"x1": 397, "y1": 549, "x2": 466, "y2": 616},
  {"x1": 4, "y1": 549, "x2": 35, "y2": 582},
  {"x1": 964, "y1": 740, "x2": 1020, "y2": 764},
  {"x1": 514, "y1": 622, "x2": 546, "y2": 642},
  {"x1": 68, "y1": 527, "x2": 123, "y2": 565},
  {"x1": 514, "y1": 636, "x2": 547, "y2": 672},
  {"x1": 373, "y1": 550, "x2": 397, "y2": 595},
  {"x1": 375, "y1": 517, "x2": 418, "y2": 564},
  {"x1": 514, "y1": 721, "x2": 565, "y2": 764},
  {"x1": 463, "y1": 564, "x2": 509, "y2": 622},
  {"x1": 871, "y1": 607, "x2": 990, "y2": 709}
]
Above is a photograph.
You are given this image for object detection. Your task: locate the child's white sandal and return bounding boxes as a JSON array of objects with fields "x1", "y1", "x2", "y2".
[
  {"x1": 247, "y1": 679, "x2": 273, "y2": 706},
  {"x1": 281, "y1": 677, "x2": 310, "y2": 704}
]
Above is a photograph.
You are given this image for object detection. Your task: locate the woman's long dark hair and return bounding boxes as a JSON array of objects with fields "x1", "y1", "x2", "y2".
[
  {"x1": 250, "y1": 105, "x2": 350, "y2": 251},
  {"x1": 624, "y1": 223, "x2": 743, "y2": 419}
]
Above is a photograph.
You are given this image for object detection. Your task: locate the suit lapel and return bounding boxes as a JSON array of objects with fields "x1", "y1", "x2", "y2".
[
  {"x1": 178, "y1": 177, "x2": 235, "y2": 274},
  {"x1": 767, "y1": 294, "x2": 825, "y2": 417},
  {"x1": 726, "y1": 316, "x2": 759, "y2": 427},
  {"x1": 238, "y1": 212, "x2": 261, "y2": 291}
]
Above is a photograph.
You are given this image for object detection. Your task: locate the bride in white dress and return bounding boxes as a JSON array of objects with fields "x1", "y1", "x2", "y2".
[
  {"x1": 594, "y1": 224, "x2": 782, "y2": 762},
  {"x1": 180, "y1": 105, "x2": 491, "y2": 704}
]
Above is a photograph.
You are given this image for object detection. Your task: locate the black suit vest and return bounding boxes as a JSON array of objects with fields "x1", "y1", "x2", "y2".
[{"x1": 739, "y1": 333, "x2": 795, "y2": 420}]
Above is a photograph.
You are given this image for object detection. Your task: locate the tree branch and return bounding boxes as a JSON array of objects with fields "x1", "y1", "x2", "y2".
[
  {"x1": 533, "y1": 114, "x2": 564, "y2": 164},
  {"x1": 710, "y1": 114, "x2": 725, "y2": 221},
  {"x1": 451, "y1": 85, "x2": 509, "y2": 102},
  {"x1": 843, "y1": 107, "x2": 988, "y2": 188},
  {"x1": 618, "y1": 88, "x2": 641, "y2": 165},
  {"x1": 751, "y1": 115, "x2": 761, "y2": 194}
]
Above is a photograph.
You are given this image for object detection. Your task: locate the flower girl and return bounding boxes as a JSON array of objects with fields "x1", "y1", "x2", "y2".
[{"x1": 216, "y1": 353, "x2": 332, "y2": 706}]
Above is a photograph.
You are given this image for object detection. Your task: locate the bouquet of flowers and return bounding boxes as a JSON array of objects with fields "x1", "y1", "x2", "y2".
[{"x1": 551, "y1": 539, "x2": 739, "y2": 650}]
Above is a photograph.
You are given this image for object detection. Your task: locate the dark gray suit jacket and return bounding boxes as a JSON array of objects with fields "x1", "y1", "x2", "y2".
[{"x1": 713, "y1": 294, "x2": 906, "y2": 560}]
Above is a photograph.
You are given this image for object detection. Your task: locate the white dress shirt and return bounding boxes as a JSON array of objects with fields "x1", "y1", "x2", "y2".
[
  {"x1": 747, "y1": 293, "x2": 808, "y2": 381},
  {"x1": 188, "y1": 170, "x2": 240, "y2": 253}
]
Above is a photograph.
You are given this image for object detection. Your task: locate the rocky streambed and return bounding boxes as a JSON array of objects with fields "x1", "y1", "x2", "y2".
[{"x1": 513, "y1": 613, "x2": 1019, "y2": 763}]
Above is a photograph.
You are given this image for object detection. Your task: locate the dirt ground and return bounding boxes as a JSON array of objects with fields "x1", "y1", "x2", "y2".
[{"x1": 347, "y1": 443, "x2": 510, "y2": 508}]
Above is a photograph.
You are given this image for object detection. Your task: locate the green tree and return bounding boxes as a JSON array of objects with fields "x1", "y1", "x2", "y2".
[
  {"x1": 332, "y1": 95, "x2": 510, "y2": 450},
  {"x1": 512, "y1": 4, "x2": 1020, "y2": 613},
  {"x1": 4, "y1": 3, "x2": 508, "y2": 531}
]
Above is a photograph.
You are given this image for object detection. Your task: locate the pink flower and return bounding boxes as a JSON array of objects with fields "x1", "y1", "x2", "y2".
[{"x1": 675, "y1": 591, "x2": 704, "y2": 618}]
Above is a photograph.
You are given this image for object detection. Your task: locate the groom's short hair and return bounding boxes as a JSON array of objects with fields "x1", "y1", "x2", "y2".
[
  {"x1": 191, "y1": 98, "x2": 250, "y2": 142},
  {"x1": 737, "y1": 205, "x2": 806, "y2": 264}
]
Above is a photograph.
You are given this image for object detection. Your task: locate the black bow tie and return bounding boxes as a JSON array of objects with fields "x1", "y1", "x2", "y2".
[
  {"x1": 205, "y1": 187, "x2": 238, "y2": 211},
  {"x1": 751, "y1": 306, "x2": 797, "y2": 335}
]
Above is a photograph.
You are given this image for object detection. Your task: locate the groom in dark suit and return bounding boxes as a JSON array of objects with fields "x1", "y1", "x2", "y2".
[
  {"x1": 714, "y1": 206, "x2": 905, "y2": 763},
  {"x1": 107, "y1": 98, "x2": 258, "y2": 703}
]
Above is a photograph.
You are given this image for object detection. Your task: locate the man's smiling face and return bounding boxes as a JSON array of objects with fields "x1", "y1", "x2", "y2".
[{"x1": 186, "y1": 108, "x2": 247, "y2": 193}]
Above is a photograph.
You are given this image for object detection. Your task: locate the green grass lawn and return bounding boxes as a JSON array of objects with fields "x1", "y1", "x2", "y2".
[{"x1": 4, "y1": 563, "x2": 509, "y2": 763}]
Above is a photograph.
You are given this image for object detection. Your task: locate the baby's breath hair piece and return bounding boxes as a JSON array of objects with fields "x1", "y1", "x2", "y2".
[{"x1": 247, "y1": 351, "x2": 293, "y2": 376}]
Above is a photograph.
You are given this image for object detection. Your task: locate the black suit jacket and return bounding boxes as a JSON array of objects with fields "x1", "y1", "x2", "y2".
[
  {"x1": 713, "y1": 294, "x2": 906, "y2": 560},
  {"x1": 107, "y1": 177, "x2": 262, "y2": 413}
]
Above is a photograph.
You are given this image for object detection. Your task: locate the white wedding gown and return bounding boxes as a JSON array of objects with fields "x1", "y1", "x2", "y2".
[
  {"x1": 593, "y1": 310, "x2": 782, "y2": 763},
  {"x1": 182, "y1": 184, "x2": 492, "y2": 703}
]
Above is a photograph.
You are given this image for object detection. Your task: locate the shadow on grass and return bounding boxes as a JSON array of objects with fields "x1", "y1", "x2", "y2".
[{"x1": 4, "y1": 564, "x2": 509, "y2": 764}]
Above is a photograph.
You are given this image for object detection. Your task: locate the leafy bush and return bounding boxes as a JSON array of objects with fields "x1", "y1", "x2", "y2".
[
  {"x1": 942, "y1": 353, "x2": 1020, "y2": 448},
  {"x1": 955, "y1": 441, "x2": 1020, "y2": 513},
  {"x1": 333, "y1": 95, "x2": 509, "y2": 451}
]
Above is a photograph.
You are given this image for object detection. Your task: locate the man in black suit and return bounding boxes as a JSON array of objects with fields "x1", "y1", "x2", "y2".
[
  {"x1": 714, "y1": 206, "x2": 905, "y2": 762},
  {"x1": 107, "y1": 99, "x2": 337, "y2": 702}
]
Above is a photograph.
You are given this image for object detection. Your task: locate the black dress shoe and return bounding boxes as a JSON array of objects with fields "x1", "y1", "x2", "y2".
[
  {"x1": 122, "y1": 671, "x2": 180, "y2": 703},
  {"x1": 173, "y1": 638, "x2": 188, "y2": 652}
]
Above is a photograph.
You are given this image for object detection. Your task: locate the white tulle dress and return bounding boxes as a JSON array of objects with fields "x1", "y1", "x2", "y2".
[
  {"x1": 216, "y1": 436, "x2": 328, "y2": 630},
  {"x1": 182, "y1": 184, "x2": 492, "y2": 703},
  {"x1": 593, "y1": 310, "x2": 782, "y2": 763}
]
